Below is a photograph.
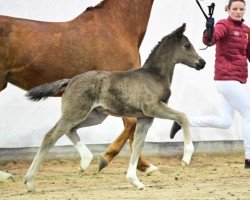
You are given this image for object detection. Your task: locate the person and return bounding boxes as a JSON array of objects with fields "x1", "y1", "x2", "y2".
[{"x1": 170, "y1": 0, "x2": 250, "y2": 169}]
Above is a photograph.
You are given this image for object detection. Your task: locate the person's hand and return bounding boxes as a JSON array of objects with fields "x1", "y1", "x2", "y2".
[{"x1": 206, "y1": 17, "x2": 214, "y2": 28}]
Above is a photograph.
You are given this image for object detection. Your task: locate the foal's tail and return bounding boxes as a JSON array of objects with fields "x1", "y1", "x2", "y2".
[{"x1": 26, "y1": 79, "x2": 70, "y2": 101}]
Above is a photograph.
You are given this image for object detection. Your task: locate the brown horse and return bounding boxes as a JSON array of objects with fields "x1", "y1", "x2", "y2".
[{"x1": 0, "y1": 0, "x2": 157, "y2": 174}]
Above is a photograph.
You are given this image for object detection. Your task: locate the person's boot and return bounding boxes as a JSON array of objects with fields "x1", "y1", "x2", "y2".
[
  {"x1": 245, "y1": 159, "x2": 250, "y2": 169},
  {"x1": 170, "y1": 121, "x2": 182, "y2": 139}
]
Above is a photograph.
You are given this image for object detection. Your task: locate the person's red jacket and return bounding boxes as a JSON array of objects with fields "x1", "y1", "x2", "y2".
[{"x1": 203, "y1": 16, "x2": 250, "y2": 83}]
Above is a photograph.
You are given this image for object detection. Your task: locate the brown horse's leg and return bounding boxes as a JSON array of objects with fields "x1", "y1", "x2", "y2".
[
  {"x1": 0, "y1": 72, "x2": 7, "y2": 91},
  {"x1": 99, "y1": 117, "x2": 157, "y2": 173}
]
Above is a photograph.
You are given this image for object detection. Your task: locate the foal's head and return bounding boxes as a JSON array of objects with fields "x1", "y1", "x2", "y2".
[{"x1": 164, "y1": 23, "x2": 206, "y2": 70}]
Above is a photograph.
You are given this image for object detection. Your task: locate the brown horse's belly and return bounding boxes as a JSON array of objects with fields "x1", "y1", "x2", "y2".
[
  {"x1": 6, "y1": 47, "x2": 141, "y2": 91},
  {"x1": 6, "y1": 67, "x2": 70, "y2": 91}
]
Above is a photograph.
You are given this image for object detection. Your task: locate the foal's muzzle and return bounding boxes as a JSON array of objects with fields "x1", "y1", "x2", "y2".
[{"x1": 195, "y1": 58, "x2": 206, "y2": 70}]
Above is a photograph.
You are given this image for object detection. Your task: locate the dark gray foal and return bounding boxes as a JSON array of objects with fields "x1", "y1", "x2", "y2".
[{"x1": 24, "y1": 23, "x2": 205, "y2": 191}]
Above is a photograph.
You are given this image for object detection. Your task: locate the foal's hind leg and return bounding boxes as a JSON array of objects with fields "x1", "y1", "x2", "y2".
[
  {"x1": 66, "y1": 110, "x2": 107, "y2": 172},
  {"x1": 24, "y1": 120, "x2": 68, "y2": 192},
  {"x1": 99, "y1": 117, "x2": 158, "y2": 174},
  {"x1": 24, "y1": 106, "x2": 93, "y2": 192},
  {"x1": 66, "y1": 130, "x2": 93, "y2": 172}
]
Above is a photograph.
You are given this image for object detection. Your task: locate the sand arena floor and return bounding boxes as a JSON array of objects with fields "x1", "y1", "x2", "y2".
[{"x1": 0, "y1": 154, "x2": 250, "y2": 200}]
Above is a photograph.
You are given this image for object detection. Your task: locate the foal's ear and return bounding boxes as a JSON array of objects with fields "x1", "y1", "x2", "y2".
[{"x1": 174, "y1": 23, "x2": 186, "y2": 39}]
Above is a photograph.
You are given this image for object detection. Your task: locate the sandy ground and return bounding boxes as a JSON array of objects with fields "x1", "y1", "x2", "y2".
[{"x1": 0, "y1": 154, "x2": 249, "y2": 200}]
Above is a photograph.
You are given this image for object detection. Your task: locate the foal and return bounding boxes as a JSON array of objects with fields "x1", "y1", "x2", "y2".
[{"x1": 25, "y1": 24, "x2": 205, "y2": 191}]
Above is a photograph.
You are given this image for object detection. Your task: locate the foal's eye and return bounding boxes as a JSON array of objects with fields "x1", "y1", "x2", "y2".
[{"x1": 184, "y1": 43, "x2": 191, "y2": 50}]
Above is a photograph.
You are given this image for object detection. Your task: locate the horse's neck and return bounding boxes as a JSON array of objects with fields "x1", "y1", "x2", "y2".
[
  {"x1": 76, "y1": 0, "x2": 153, "y2": 44},
  {"x1": 157, "y1": 62, "x2": 175, "y2": 84},
  {"x1": 144, "y1": 52, "x2": 175, "y2": 84}
]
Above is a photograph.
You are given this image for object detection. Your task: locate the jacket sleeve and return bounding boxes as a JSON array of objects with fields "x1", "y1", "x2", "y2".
[
  {"x1": 203, "y1": 21, "x2": 228, "y2": 46},
  {"x1": 247, "y1": 33, "x2": 250, "y2": 62}
]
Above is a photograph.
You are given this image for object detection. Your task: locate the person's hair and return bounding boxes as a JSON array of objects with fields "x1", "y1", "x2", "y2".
[{"x1": 225, "y1": 0, "x2": 246, "y2": 11}]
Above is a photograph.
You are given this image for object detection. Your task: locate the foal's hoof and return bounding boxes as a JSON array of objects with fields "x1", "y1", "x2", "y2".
[
  {"x1": 181, "y1": 160, "x2": 188, "y2": 167},
  {"x1": 24, "y1": 178, "x2": 35, "y2": 193},
  {"x1": 26, "y1": 185, "x2": 35, "y2": 193},
  {"x1": 98, "y1": 155, "x2": 109, "y2": 172},
  {"x1": 0, "y1": 171, "x2": 14, "y2": 181},
  {"x1": 127, "y1": 177, "x2": 145, "y2": 190},
  {"x1": 78, "y1": 166, "x2": 85, "y2": 174},
  {"x1": 137, "y1": 183, "x2": 146, "y2": 190},
  {"x1": 79, "y1": 155, "x2": 93, "y2": 173}
]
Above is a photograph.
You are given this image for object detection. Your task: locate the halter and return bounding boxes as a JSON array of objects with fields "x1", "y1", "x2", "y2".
[{"x1": 195, "y1": 0, "x2": 215, "y2": 49}]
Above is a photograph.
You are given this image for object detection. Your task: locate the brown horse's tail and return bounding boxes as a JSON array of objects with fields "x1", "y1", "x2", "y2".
[{"x1": 26, "y1": 79, "x2": 69, "y2": 101}]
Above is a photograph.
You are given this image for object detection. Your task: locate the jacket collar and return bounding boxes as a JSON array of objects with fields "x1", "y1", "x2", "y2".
[{"x1": 227, "y1": 16, "x2": 244, "y2": 25}]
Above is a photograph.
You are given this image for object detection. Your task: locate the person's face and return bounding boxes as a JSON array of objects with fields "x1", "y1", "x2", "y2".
[{"x1": 227, "y1": 1, "x2": 246, "y2": 21}]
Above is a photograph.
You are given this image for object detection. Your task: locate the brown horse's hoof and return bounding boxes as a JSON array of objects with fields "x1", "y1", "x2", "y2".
[
  {"x1": 98, "y1": 155, "x2": 109, "y2": 172},
  {"x1": 145, "y1": 164, "x2": 159, "y2": 176}
]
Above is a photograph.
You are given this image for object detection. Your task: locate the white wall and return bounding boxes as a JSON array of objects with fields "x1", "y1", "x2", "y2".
[{"x1": 0, "y1": 0, "x2": 249, "y2": 147}]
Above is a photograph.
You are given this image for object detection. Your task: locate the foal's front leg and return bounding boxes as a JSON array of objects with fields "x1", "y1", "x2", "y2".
[
  {"x1": 126, "y1": 117, "x2": 153, "y2": 189},
  {"x1": 143, "y1": 102, "x2": 194, "y2": 166},
  {"x1": 99, "y1": 117, "x2": 158, "y2": 174},
  {"x1": 128, "y1": 128, "x2": 158, "y2": 175}
]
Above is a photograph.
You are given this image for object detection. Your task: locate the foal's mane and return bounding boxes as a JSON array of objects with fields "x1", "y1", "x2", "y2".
[{"x1": 143, "y1": 33, "x2": 175, "y2": 67}]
